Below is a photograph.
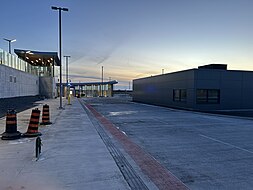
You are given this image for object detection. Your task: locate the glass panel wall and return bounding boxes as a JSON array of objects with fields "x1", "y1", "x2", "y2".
[
  {"x1": 69, "y1": 83, "x2": 113, "y2": 97},
  {"x1": 0, "y1": 48, "x2": 54, "y2": 77}
]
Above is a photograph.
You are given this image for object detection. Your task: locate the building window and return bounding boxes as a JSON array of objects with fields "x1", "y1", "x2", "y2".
[
  {"x1": 14, "y1": 76, "x2": 16, "y2": 83},
  {"x1": 9, "y1": 75, "x2": 12, "y2": 82},
  {"x1": 196, "y1": 89, "x2": 220, "y2": 104},
  {"x1": 173, "y1": 89, "x2": 187, "y2": 102}
]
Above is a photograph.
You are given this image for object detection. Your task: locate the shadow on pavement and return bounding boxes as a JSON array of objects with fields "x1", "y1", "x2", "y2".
[{"x1": 0, "y1": 96, "x2": 44, "y2": 118}]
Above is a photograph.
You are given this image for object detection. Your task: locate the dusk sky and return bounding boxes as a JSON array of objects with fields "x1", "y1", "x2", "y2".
[{"x1": 1, "y1": 0, "x2": 253, "y2": 89}]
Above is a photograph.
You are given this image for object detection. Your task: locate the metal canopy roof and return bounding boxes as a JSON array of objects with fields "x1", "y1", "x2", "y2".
[
  {"x1": 14, "y1": 49, "x2": 61, "y2": 66},
  {"x1": 57, "y1": 80, "x2": 118, "y2": 86},
  {"x1": 69, "y1": 80, "x2": 118, "y2": 86}
]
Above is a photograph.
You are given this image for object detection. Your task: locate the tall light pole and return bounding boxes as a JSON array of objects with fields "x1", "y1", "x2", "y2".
[
  {"x1": 3, "y1": 38, "x2": 16, "y2": 54},
  {"x1": 101, "y1": 66, "x2": 104, "y2": 97},
  {"x1": 64, "y1": 55, "x2": 71, "y2": 85},
  {"x1": 51, "y1": 6, "x2": 68, "y2": 109},
  {"x1": 64, "y1": 55, "x2": 71, "y2": 98}
]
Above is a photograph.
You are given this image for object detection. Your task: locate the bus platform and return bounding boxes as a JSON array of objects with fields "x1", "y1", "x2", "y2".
[{"x1": 0, "y1": 98, "x2": 131, "y2": 190}]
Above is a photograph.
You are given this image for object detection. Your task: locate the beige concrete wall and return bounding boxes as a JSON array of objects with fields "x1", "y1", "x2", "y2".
[
  {"x1": 0, "y1": 64, "x2": 39, "y2": 98},
  {"x1": 39, "y1": 76, "x2": 56, "y2": 99}
]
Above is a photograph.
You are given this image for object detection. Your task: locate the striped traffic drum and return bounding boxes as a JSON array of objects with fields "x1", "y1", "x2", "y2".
[
  {"x1": 40, "y1": 104, "x2": 52, "y2": 125},
  {"x1": 1, "y1": 109, "x2": 21, "y2": 140},
  {"x1": 23, "y1": 108, "x2": 41, "y2": 137}
]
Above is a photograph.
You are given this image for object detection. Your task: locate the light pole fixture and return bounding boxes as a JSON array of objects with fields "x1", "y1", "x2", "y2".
[
  {"x1": 63, "y1": 55, "x2": 71, "y2": 85},
  {"x1": 51, "y1": 6, "x2": 69, "y2": 109},
  {"x1": 3, "y1": 38, "x2": 16, "y2": 54},
  {"x1": 101, "y1": 66, "x2": 104, "y2": 97},
  {"x1": 64, "y1": 55, "x2": 71, "y2": 98}
]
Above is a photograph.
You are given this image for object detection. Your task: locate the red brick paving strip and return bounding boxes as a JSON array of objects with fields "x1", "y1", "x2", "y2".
[{"x1": 85, "y1": 104, "x2": 189, "y2": 190}]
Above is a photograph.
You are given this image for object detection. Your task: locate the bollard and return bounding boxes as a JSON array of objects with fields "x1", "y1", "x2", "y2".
[
  {"x1": 1, "y1": 109, "x2": 21, "y2": 140},
  {"x1": 40, "y1": 104, "x2": 52, "y2": 125},
  {"x1": 35, "y1": 136, "x2": 42, "y2": 160},
  {"x1": 68, "y1": 94, "x2": 71, "y2": 105},
  {"x1": 23, "y1": 108, "x2": 41, "y2": 137}
]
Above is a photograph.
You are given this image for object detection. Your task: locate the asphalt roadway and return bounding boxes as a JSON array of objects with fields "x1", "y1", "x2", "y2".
[
  {"x1": 0, "y1": 96, "x2": 43, "y2": 118},
  {"x1": 83, "y1": 97, "x2": 253, "y2": 190}
]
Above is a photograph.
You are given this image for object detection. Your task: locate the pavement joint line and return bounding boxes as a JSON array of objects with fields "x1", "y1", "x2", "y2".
[
  {"x1": 84, "y1": 102, "x2": 190, "y2": 190},
  {"x1": 199, "y1": 134, "x2": 253, "y2": 154}
]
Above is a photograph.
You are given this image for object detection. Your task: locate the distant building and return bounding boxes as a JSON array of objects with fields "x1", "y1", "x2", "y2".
[
  {"x1": 0, "y1": 48, "x2": 60, "y2": 99},
  {"x1": 1, "y1": 47, "x2": 118, "y2": 99},
  {"x1": 59, "y1": 80, "x2": 118, "y2": 98},
  {"x1": 112, "y1": 90, "x2": 133, "y2": 98},
  {"x1": 133, "y1": 64, "x2": 253, "y2": 110}
]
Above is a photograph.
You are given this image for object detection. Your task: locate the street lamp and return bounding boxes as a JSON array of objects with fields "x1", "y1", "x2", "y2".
[
  {"x1": 51, "y1": 6, "x2": 69, "y2": 109},
  {"x1": 101, "y1": 66, "x2": 104, "y2": 97},
  {"x1": 3, "y1": 38, "x2": 16, "y2": 54},
  {"x1": 63, "y1": 55, "x2": 71, "y2": 85},
  {"x1": 64, "y1": 55, "x2": 71, "y2": 98}
]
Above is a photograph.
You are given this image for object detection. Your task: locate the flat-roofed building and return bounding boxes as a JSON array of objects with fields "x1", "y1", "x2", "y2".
[
  {"x1": 59, "y1": 80, "x2": 118, "y2": 98},
  {"x1": 133, "y1": 64, "x2": 253, "y2": 111},
  {"x1": 0, "y1": 48, "x2": 60, "y2": 99}
]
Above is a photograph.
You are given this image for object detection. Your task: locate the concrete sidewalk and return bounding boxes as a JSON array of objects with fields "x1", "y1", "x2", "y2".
[{"x1": 0, "y1": 98, "x2": 130, "y2": 190}]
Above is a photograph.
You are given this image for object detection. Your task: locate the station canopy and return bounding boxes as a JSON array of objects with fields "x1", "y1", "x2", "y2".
[
  {"x1": 14, "y1": 49, "x2": 60, "y2": 67},
  {"x1": 67, "y1": 80, "x2": 118, "y2": 86}
]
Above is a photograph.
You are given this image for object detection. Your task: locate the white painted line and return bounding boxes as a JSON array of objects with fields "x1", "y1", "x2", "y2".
[{"x1": 199, "y1": 134, "x2": 253, "y2": 154}]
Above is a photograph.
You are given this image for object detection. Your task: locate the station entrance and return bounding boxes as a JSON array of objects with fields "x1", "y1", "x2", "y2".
[{"x1": 59, "y1": 80, "x2": 118, "y2": 98}]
